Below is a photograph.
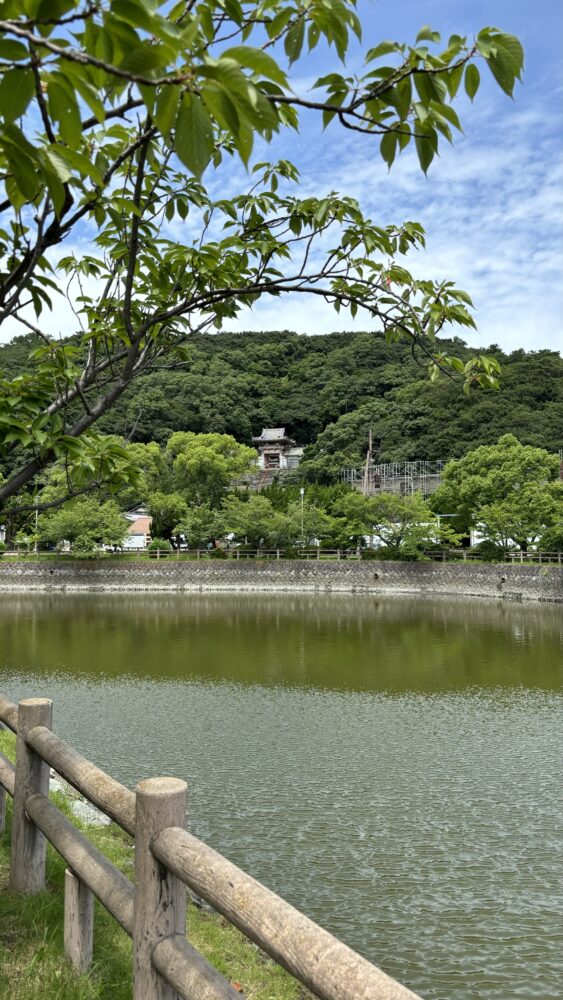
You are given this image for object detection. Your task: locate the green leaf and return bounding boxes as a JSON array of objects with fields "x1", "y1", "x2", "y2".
[
  {"x1": 414, "y1": 124, "x2": 437, "y2": 174},
  {"x1": 385, "y1": 77, "x2": 412, "y2": 119},
  {"x1": 67, "y1": 72, "x2": 106, "y2": 123},
  {"x1": 464, "y1": 64, "x2": 480, "y2": 101},
  {"x1": 446, "y1": 62, "x2": 464, "y2": 98},
  {"x1": 486, "y1": 49, "x2": 516, "y2": 96},
  {"x1": 154, "y1": 85, "x2": 181, "y2": 139},
  {"x1": 495, "y1": 33, "x2": 524, "y2": 76},
  {"x1": 2, "y1": 124, "x2": 39, "y2": 199},
  {"x1": 53, "y1": 146, "x2": 104, "y2": 186},
  {"x1": 285, "y1": 17, "x2": 305, "y2": 65},
  {"x1": 43, "y1": 147, "x2": 72, "y2": 183},
  {"x1": 416, "y1": 26, "x2": 441, "y2": 44},
  {"x1": 47, "y1": 76, "x2": 82, "y2": 146},
  {"x1": 380, "y1": 131, "x2": 397, "y2": 169},
  {"x1": 365, "y1": 41, "x2": 399, "y2": 61},
  {"x1": 201, "y1": 84, "x2": 240, "y2": 136},
  {"x1": 431, "y1": 101, "x2": 462, "y2": 131},
  {"x1": 221, "y1": 46, "x2": 288, "y2": 87},
  {"x1": 174, "y1": 93, "x2": 215, "y2": 178},
  {"x1": 0, "y1": 40, "x2": 29, "y2": 61},
  {"x1": 119, "y1": 44, "x2": 172, "y2": 76},
  {"x1": 485, "y1": 35, "x2": 524, "y2": 97},
  {"x1": 233, "y1": 120, "x2": 254, "y2": 166},
  {"x1": 0, "y1": 68, "x2": 35, "y2": 122},
  {"x1": 112, "y1": 0, "x2": 156, "y2": 33}
]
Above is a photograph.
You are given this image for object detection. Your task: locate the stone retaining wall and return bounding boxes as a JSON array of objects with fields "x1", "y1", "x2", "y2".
[{"x1": 0, "y1": 558, "x2": 561, "y2": 603}]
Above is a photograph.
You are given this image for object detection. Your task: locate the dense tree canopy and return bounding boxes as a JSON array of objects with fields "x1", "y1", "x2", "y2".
[
  {"x1": 1, "y1": 333, "x2": 561, "y2": 487},
  {"x1": 38, "y1": 496, "x2": 127, "y2": 555},
  {"x1": 336, "y1": 490, "x2": 459, "y2": 553},
  {"x1": 0, "y1": 2, "x2": 522, "y2": 507},
  {"x1": 432, "y1": 435, "x2": 563, "y2": 548}
]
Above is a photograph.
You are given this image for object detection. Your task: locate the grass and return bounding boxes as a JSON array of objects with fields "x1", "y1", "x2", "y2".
[{"x1": 0, "y1": 730, "x2": 311, "y2": 1000}]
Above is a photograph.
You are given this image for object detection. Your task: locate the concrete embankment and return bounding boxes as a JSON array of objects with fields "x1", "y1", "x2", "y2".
[{"x1": 0, "y1": 558, "x2": 561, "y2": 603}]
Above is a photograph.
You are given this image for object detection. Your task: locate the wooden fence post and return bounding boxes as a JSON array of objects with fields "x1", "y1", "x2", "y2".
[
  {"x1": 10, "y1": 697, "x2": 53, "y2": 893},
  {"x1": 64, "y1": 868, "x2": 94, "y2": 971},
  {"x1": 133, "y1": 777, "x2": 187, "y2": 1000}
]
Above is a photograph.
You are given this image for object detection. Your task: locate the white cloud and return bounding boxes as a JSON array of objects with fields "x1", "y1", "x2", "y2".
[{"x1": 2, "y1": 6, "x2": 561, "y2": 358}]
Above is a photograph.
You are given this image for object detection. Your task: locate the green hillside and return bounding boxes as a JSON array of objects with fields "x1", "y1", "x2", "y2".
[{"x1": 1, "y1": 331, "x2": 561, "y2": 481}]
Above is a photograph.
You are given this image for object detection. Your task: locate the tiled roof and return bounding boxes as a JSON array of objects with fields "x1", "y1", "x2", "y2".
[{"x1": 254, "y1": 427, "x2": 286, "y2": 441}]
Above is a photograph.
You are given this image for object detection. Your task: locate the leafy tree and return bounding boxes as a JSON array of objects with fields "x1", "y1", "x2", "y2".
[
  {"x1": 147, "y1": 537, "x2": 173, "y2": 553},
  {"x1": 222, "y1": 494, "x2": 289, "y2": 548},
  {"x1": 146, "y1": 490, "x2": 188, "y2": 540},
  {"x1": 285, "y1": 499, "x2": 337, "y2": 545},
  {"x1": 262, "y1": 481, "x2": 353, "y2": 513},
  {"x1": 166, "y1": 432, "x2": 256, "y2": 504},
  {"x1": 0, "y1": 3, "x2": 522, "y2": 509},
  {"x1": 337, "y1": 490, "x2": 457, "y2": 553},
  {"x1": 477, "y1": 483, "x2": 562, "y2": 551},
  {"x1": 174, "y1": 502, "x2": 226, "y2": 549},
  {"x1": 432, "y1": 435, "x2": 562, "y2": 545},
  {"x1": 38, "y1": 497, "x2": 127, "y2": 554},
  {"x1": 539, "y1": 526, "x2": 563, "y2": 552}
]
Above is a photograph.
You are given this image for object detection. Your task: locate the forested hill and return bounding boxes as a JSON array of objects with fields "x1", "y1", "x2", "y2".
[{"x1": 1, "y1": 331, "x2": 561, "y2": 477}]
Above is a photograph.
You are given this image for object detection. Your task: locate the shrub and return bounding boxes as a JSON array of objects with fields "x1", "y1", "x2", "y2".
[
  {"x1": 0, "y1": 541, "x2": 6, "y2": 555},
  {"x1": 148, "y1": 538, "x2": 173, "y2": 553},
  {"x1": 472, "y1": 539, "x2": 505, "y2": 562},
  {"x1": 539, "y1": 526, "x2": 563, "y2": 552},
  {"x1": 370, "y1": 547, "x2": 422, "y2": 561},
  {"x1": 207, "y1": 547, "x2": 228, "y2": 559}
]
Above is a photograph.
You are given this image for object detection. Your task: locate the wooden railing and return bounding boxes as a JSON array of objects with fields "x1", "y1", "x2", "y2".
[
  {"x1": 0, "y1": 694, "x2": 421, "y2": 1000},
  {"x1": 2, "y1": 547, "x2": 561, "y2": 563}
]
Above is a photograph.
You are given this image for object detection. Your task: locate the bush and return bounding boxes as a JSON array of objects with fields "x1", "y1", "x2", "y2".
[
  {"x1": 539, "y1": 526, "x2": 563, "y2": 552},
  {"x1": 207, "y1": 547, "x2": 228, "y2": 559},
  {"x1": 370, "y1": 547, "x2": 422, "y2": 561},
  {"x1": 0, "y1": 541, "x2": 6, "y2": 555},
  {"x1": 72, "y1": 546, "x2": 105, "y2": 560},
  {"x1": 148, "y1": 537, "x2": 172, "y2": 553},
  {"x1": 472, "y1": 539, "x2": 505, "y2": 562}
]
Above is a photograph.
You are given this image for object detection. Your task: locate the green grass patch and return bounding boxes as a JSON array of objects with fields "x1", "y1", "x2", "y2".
[{"x1": 0, "y1": 730, "x2": 310, "y2": 1000}]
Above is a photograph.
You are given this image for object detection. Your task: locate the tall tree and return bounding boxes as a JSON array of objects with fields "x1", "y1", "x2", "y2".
[
  {"x1": 337, "y1": 490, "x2": 456, "y2": 553},
  {"x1": 432, "y1": 435, "x2": 562, "y2": 544},
  {"x1": 0, "y1": 3, "x2": 521, "y2": 508}
]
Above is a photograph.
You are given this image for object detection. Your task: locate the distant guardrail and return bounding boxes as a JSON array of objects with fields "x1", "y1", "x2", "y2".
[
  {"x1": 0, "y1": 694, "x2": 421, "y2": 1000},
  {"x1": 1, "y1": 547, "x2": 561, "y2": 564}
]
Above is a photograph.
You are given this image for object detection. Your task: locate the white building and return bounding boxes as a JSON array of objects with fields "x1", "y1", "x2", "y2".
[{"x1": 122, "y1": 508, "x2": 152, "y2": 550}]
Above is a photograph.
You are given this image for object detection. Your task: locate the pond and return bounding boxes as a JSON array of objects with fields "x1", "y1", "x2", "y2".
[{"x1": 1, "y1": 592, "x2": 561, "y2": 999}]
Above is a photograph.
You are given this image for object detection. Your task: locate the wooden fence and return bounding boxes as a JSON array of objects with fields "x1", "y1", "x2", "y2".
[
  {"x1": 2, "y1": 547, "x2": 561, "y2": 563},
  {"x1": 0, "y1": 694, "x2": 421, "y2": 1000}
]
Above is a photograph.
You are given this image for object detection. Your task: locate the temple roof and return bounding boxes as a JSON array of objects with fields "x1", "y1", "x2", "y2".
[
  {"x1": 253, "y1": 427, "x2": 287, "y2": 441},
  {"x1": 252, "y1": 427, "x2": 296, "y2": 446}
]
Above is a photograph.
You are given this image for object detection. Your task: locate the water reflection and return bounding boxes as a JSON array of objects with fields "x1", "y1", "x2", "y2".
[
  {"x1": 0, "y1": 592, "x2": 562, "y2": 692},
  {"x1": 1, "y1": 593, "x2": 562, "y2": 999}
]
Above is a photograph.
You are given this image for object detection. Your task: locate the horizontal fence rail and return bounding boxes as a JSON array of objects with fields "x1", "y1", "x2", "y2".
[
  {"x1": 0, "y1": 693, "x2": 423, "y2": 1000},
  {"x1": 1, "y1": 547, "x2": 561, "y2": 563}
]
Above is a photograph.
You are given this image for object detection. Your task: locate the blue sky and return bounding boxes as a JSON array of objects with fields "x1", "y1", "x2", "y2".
[
  {"x1": 5, "y1": 0, "x2": 561, "y2": 355},
  {"x1": 222, "y1": 0, "x2": 563, "y2": 353}
]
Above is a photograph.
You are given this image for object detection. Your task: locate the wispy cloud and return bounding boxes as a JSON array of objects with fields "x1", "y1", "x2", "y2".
[{"x1": 2, "y1": 0, "x2": 561, "y2": 358}]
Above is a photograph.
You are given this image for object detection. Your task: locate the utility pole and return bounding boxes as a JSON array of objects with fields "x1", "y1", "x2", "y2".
[
  {"x1": 362, "y1": 428, "x2": 372, "y2": 496},
  {"x1": 300, "y1": 487, "x2": 305, "y2": 546}
]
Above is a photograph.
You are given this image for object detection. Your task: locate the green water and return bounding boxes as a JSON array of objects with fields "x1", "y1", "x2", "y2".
[{"x1": 1, "y1": 593, "x2": 562, "y2": 999}]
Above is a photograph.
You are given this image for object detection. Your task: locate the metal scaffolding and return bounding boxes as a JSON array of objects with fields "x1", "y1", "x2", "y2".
[{"x1": 341, "y1": 460, "x2": 446, "y2": 497}]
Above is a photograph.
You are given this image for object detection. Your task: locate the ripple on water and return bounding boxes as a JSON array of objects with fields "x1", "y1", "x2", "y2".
[{"x1": 1, "y1": 593, "x2": 562, "y2": 1000}]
